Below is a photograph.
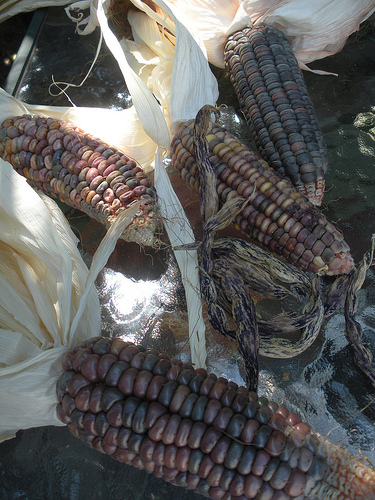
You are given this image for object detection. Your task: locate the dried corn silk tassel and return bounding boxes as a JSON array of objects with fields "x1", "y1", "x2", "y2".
[
  {"x1": 224, "y1": 24, "x2": 327, "y2": 206},
  {"x1": 345, "y1": 234, "x2": 375, "y2": 387},
  {"x1": 210, "y1": 238, "x2": 325, "y2": 358},
  {"x1": 57, "y1": 336, "x2": 375, "y2": 500},
  {"x1": 190, "y1": 104, "x2": 258, "y2": 389},
  {"x1": 0, "y1": 114, "x2": 158, "y2": 247},
  {"x1": 171, "y1": 105, "x2": 353, "y2": 276},
  {"x1": 189, "y1": 105, "x2": 324, "y2": 378}
]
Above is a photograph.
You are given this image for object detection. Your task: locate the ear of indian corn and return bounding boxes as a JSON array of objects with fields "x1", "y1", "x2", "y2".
[
  {"x1": 170, "y1": 117, "x2": 353, "y2": 276},
  {"x1": 57, "y1": 336, "x2": 375, "y2": 500},
  {"x1": 224, "y1": 24, "x2": 327, "y2": 206},
  {"x1": 0, "y1": 114, "x2": 158, "y2": 247}
]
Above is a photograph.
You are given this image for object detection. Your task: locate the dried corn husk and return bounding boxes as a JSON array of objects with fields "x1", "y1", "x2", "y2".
[
  {"x1": 0, "y1": 0, "x2": 73, "y2": 23},
  {"x1": 168, "y1": 0, "x2": 375, "y2": 72},
  {"x1": 90, "y1": 0, "x2": 219, "y2": 368},
  {"x1": 0, "y1": 159, "x2": 141, "y2": 441},
  {"x1": 0, "y1": 0, "x2": 211, "y2": 368},
  {"x1": 0, "y1": 88, "x2": 208, "y2": 369}
]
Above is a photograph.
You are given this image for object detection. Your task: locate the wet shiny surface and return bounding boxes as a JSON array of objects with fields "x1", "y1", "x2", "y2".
[{"x1": 1, "y1": 6, "x2": 375, "y2": 500}]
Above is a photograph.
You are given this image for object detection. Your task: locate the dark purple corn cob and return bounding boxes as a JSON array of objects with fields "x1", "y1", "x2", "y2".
[
  {"x1": 0, "y1": 114, "x2": 157, "y2": 246},
  {"x1": 170, "y1": 119, "x2": 353, "y2": 276},
  {"x1": 56, "y1": 337, "x2": 375, "y2": 499},
  {"x1": 224, "y1": 24, "x2": 327, "y2": 206}
]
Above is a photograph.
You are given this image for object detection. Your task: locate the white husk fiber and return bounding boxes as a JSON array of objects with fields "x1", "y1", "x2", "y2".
[
  {"x1": 92, "y1": 0, "x2": 217, "y2": 368},
  {"x1": 0, "y1": 160, "x2": 140, "y2": 442}
]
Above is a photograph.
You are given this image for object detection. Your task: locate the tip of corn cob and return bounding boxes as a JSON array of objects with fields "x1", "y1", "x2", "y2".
[
  {"x1": 277, "y1": 409, "x2": 375, "y2": 499},
  {"x1": 323, "y1": 250, "x2": 354, "y2": 276},
  {"x1": 0, "y1": 114, "x2": 159, "y2": 248},
  {"x1": 304, "y1": 431, "x2": 375, "y2": 499},
  {"x1": 298, "y1": 178, "x2": 325, "y2": 207}
]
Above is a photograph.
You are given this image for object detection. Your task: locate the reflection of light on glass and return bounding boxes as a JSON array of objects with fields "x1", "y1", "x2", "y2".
[
  {"x1": 113, "y1": 92, "x2": 132, "y2": 110},
  {"x1": 117, "y1": 92, "x2": 132, "y2": 102},
  {"x1": 233, "y1": 114, "x2": 240, "y2": 124},
  {"x1": 358, "y1": 135, "x2": 375, "y2": 158},
  {"x1": 353, "y1": 112, "x2": 375, "y2": 130},
  {"x1": 105, "y1": 269, "x2": 160, "y2": 317},
  {"x1": 19, "y1": 84, "x2": 29, "y2": 94},
  {"x1": 98, "y1": 266, "x2": 178, "y2": 344}
]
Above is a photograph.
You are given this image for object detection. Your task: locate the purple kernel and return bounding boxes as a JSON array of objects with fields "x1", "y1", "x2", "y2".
[
  {"x1": 322, "y1": 247, "x2": 334, "y2": 263},
  {"x1": 119, "y1": 191, "x2": 134, "y2": 204},
  {"x1": 80, "y1": 354, "x2": 100, "y2": 382},
  {"x1": 86, "y1": 167, "x2": 99, "y2": 184},
  {"x1": 133, "y1": 185, "x2": 147, "y2": 197},
  {"x1": 68, "y1": 373, "x2": 91, "y2": 397},
  {"x1": 72, "y1": 348, "x2": 92, "y2": 372},
  {"x1": 296, "y1": 228, "x2": 310, "y2": 243},
  {"x1": 89, "y1": 385, "x2": 106, "y2": 414},
  {"x1": 75, "y1": 385, "x2": 93, "y2": 412}
]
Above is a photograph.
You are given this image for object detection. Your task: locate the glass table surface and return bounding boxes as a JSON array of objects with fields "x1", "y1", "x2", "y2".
[{"x1": 1, "y1": 6, "x2": 375, "y2": 499}]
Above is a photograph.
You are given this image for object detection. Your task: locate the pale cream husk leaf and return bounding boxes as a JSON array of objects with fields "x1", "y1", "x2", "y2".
[
  {"x1": 168, "y1": 0, "x2": 375, "y2": 71},
  {"x1": 0, "y1": 159, "x2": 141, "y2": 442},
  {"x1": 91, "y1": 0, "x2": 221, "y2": 368},
  {"x1": 0, "y1": 0, "x2": 73, "y2": 23}
]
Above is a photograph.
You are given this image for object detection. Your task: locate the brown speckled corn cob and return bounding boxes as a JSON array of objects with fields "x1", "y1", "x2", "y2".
[
  {"x1": 224, "y1": 24, "x2": 327, "y2": 206},
  {"x1": 171, "y1": 118, "x2": 353, "y2": 276},
  {"x1": 0, "y1": 114, "x2": 158, "y2": 246},
  {"x1": 57, "y1": 337, "x2": 375, "y2": 499}
]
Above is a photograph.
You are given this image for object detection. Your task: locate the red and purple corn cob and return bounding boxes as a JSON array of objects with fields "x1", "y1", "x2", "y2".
[
  {"x1": 0, "y1": 114, "x2": 158, "y2": 246},
  {"x1": 57, "y1": 336, "x2": 375, "y2": 499},
  {"x1": 170, "y1": 119, "x2": 353, "y2": 276},
  {"x1": 224, "y1": 24, "x2": 327, "y2": 206}
]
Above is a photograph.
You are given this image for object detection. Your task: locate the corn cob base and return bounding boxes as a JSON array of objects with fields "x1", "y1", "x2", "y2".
[
  {"x1": 0, "y1": 115, "x2": 158, "y2": 247},
  {"x1": 170, "y1": 116, "x2": 353, "y2": 276},
  {"x1": 56, "y1": 337, "x2": 375, "y2": 499},
  {"x1": 224, "y1": 24, "x2": 328, "y2": 206}
]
